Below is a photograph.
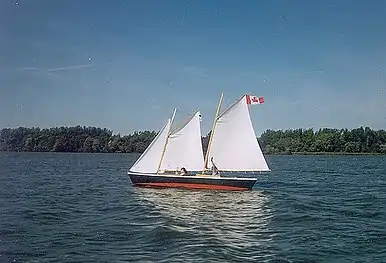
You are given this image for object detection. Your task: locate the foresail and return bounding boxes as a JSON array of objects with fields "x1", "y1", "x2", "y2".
[
  {"x1": 160, "y1": 111, "x2": 204, "y2": 171},
  {"x1": 129, "y1": 120, "x2": 171, "y2": 173},
  {"x1": 206, "y1": 95, "x2": 270, "y2": 171}
]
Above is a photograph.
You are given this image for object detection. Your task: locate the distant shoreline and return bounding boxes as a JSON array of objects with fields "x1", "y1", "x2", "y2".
[
  {"x1": 1, "y1": 126, "x2": 386, "y2": 155},
  {"x1": 268, "y1": 152, "x2": 385, "y2": 156},
  {"x1": 0, "y1": 150, "x2": 384, "y2": 156}
]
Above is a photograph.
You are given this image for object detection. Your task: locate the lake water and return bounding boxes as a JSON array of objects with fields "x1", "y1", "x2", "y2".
[{"x1": 0, "y1": 152, "x2": 385, "y2": 262}]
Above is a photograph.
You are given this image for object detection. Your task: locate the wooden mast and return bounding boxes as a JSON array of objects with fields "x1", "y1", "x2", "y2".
[
  {"x1": 157, "y1": 108, "x2": 177, "y2": 173},
  {"x1": 202, "y1": 92, "x2": 223, "y2": 174}
]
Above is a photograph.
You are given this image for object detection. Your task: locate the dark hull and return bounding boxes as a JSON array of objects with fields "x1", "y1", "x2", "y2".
[{"x1": 128, "y1": 172, "x2": 257, "y2": 191}]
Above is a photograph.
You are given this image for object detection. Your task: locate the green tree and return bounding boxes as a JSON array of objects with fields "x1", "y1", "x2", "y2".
[{"x1": 1, "y1": 126, "x2": 385, "y2": 154}]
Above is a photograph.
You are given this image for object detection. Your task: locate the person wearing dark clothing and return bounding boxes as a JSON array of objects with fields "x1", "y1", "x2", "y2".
[{"x1": 211, "y1": 157, "x2": 219, "y2": 176}]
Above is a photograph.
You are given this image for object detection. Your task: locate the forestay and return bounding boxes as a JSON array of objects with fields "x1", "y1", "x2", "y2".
[
  {"x1": 206, "y1": 95, "x2": 270, "y2": 171},
  {"x1": 129, "y1": 119, "x2": 172, "y2": 173},
  {"x1": 160, "y1": 111, "x2": 204, "y2": 171}
]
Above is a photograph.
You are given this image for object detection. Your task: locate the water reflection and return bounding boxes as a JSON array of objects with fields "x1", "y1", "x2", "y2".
[{"x1": 131, "y1": 187, "x2": 275, "y2": 261}]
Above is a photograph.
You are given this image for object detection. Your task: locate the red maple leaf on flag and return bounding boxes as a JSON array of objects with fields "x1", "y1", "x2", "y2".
[{"x1": 246, "y1": 95, "x2": 264, "y2": 104}]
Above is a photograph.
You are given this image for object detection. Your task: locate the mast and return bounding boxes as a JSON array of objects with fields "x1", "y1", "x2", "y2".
[
  {"x1": 202, "y1": 92, "x2": 223, "y2": 173},
  {"x1": 157, "y1": 108, "x2": 177, "y2": 173}
]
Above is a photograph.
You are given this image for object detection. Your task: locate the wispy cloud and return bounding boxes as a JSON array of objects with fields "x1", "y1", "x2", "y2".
[
  {"x1": 181, "y1": 65, "x2": 208, "y2": 77},
  {"x1": 13, "y1": 63, "x2": 92, "y2": 72},
  {"x1": 0, "y1": 64, "x2": 93, "y2": 80},
  {"x1": 47, "y1": 64, "x2": 92, "y2": 72}
]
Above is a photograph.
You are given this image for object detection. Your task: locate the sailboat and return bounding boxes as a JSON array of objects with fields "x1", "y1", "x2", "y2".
[{"x1": 127, "y1": 93, "x2": 270, "y2": 191}]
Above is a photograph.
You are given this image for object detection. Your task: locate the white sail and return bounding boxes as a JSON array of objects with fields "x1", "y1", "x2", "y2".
[
  {"x1": 206, "y1": 95, "x2": 270, "y2": 171},
  {"x1": 129, "y1": 112, "x2": 175, "y2": 173},
  {"x1": 160, "y1": 111, "x2": 204, "y2": 171}
]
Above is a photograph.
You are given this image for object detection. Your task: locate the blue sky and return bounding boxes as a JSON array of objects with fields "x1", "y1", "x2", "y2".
[{"x1": 1, "y1": 0, "x2": 385, "y2": 136}]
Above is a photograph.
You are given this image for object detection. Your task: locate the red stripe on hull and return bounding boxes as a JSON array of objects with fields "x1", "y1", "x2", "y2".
[{"x1": 134, "y1": 182, "x2": 249, "y2": 191}]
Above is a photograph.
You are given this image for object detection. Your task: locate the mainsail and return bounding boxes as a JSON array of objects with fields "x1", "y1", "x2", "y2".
[
  {"x1": 129, "y1": 110, "x2": 175, "y2": 173},
  {"x1": 206, "y1": 95, "x2": 270, "y2": 172},
  {"x1": 160, "y1": 111, "x2": 204, "y2": 171}
]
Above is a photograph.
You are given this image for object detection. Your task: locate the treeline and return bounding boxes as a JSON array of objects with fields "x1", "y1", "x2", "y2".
[
  {"x1": 1, "y1": 126, "x2": 386, "y2": 154},
  {"x1": 259, "y1": 127, "x2": 386, "y2": 154},
  {"x1": 0, "y1": 126, "x2": 156, "y2": 153}
]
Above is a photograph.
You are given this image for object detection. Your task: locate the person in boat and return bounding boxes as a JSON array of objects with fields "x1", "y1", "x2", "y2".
[
  {"x1": 211, "y1": 157, "x2": 219, "y2": 176},
  {"x1": 180, "y1": 167, "x2": 188, "y2": 175}
]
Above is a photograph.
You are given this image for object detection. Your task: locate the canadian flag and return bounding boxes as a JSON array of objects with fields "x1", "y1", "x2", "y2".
[{"x1": 246, "y1": 95, "x2": 264, "y2": 105}]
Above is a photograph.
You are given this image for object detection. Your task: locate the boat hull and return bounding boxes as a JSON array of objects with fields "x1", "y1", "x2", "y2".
[{"x1": 127, "y1": 172, "x2": 257, "y2": 191}]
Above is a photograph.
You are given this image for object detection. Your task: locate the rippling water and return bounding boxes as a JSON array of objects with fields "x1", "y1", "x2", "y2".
[{"x1": 0, "y1": 152, "x2": 385, "y2": 262}]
